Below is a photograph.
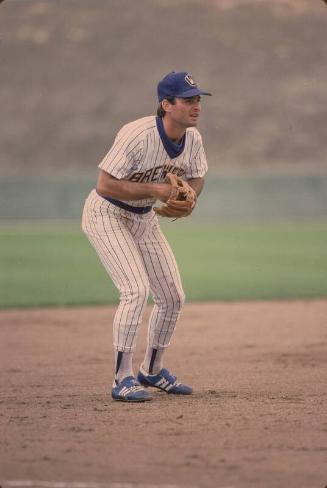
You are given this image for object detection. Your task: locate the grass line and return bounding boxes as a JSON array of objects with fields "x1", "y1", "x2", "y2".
[{"x1": 0, "y1": 222, "x2": 326, "y2": 308}]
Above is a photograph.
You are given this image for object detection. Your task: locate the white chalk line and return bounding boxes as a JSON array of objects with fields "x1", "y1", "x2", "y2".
[
  {"x1": 0, "y1": 480, "x2": 222, "y2": 488},
  {"x1": 0, "y1": 481, "x2": 191, "y2": 488},
  {"x1": 0, "y1": 481, "x2": 236, "y2": 488}
]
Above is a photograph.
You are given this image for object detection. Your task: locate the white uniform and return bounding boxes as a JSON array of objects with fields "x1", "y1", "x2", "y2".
[{"x1": 82, "y1": 115, "x2": 208, "y2": 353}]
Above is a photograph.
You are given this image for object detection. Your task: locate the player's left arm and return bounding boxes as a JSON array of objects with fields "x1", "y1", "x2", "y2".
[{"x1": 187, "y1": 177, "x2": 205, "y2": 199}]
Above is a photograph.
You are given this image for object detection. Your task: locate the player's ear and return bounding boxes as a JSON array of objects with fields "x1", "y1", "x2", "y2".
[{"x1": 161, "y1": 99, "x2": 173, "y2": 113}]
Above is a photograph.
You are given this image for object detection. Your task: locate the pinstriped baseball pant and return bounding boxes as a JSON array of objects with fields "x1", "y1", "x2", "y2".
[{"x1": 82, "y1": 190, "x2": 185, "y2": 352}]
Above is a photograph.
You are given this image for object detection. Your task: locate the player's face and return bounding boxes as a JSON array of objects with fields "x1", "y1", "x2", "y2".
[{"x1": 167, "y1": 96, "x2": 201, "y2": 128}]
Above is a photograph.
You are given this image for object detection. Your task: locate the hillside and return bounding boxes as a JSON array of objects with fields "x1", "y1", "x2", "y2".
[{"x1": 0, "y1": 0, "x2": 326, "y2": 174}]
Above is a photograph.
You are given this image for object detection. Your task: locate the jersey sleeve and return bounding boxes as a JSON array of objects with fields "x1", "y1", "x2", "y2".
[
  {"x1": 184, "y1": 130, "x2": 208, "y2": 179},
  {"x1": 98, "y1": 126, "x2": 143, "y2": 179}
]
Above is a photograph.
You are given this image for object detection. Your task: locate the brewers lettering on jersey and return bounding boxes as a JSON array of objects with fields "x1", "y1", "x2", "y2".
[{"x1": 82, "y1": 71, "x2": 211, "y2": 402}]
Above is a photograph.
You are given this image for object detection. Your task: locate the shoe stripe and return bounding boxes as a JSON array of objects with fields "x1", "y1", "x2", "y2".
[
  {"x1": 154, "y1": 378, "x2": 171, "y2": 390},
  {"x1": 118, "y1": 385, "x2": 145, "y2": 397}
]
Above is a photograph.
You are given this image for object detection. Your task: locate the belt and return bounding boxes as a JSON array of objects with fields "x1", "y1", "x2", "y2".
[{"x1": 100, "y1": 194, "x2": 153, "y2": 214}]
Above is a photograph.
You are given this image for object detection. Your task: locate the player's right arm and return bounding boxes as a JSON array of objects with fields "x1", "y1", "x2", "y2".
[
  {"x1": 97, "y1": 170, "x2": 171, "y2": 203},
  {"x1": 97, "y1": 119, "x2": 172, "y2": 202}
]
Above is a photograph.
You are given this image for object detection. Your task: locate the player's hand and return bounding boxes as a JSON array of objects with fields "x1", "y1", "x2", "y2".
[
  {"x1": 154, "y1": 174, "x2": 197, "y2": 219},
  {"x1": 155, "y1": 183, "x2": 175, "y2": 203}
]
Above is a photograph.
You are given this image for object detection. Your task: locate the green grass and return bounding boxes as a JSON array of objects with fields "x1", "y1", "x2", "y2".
[
  {"x1": 0, "y1": 222, "x2": 327, "y2": 308},
  {"x1": 166, "y1": 222, "x2": 327, "y2": 302}
]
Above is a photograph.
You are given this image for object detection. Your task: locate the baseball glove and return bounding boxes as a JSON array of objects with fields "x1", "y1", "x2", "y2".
[{"x1": 154, "y1": 173, "x2": 196, "y2": 218}]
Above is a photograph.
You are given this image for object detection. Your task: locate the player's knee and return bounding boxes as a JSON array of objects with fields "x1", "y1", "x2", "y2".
[
  {"x1": 121, "y1": 282, "x2": 150, "y2": 306},
  {"x1": 159, "y1": 286, "x2": 185, "y2": 311}
]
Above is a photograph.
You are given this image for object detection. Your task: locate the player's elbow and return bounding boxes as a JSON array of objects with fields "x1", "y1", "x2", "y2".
[{"x1": 96, "y1": 170, "x2": 116, "y2": 197}]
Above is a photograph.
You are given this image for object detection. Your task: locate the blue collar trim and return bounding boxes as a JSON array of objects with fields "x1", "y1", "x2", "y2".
[{"x1": 156, "y1": 116, "x2": 186, "y2": 159}]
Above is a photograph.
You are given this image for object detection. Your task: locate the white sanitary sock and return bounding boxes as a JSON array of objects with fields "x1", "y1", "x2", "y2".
[
  {"x1": 114, "y1": 351, "x2": 133, "y2": 384},
  {"x1": 142, "y1": 346, "x2": 165, "y2": 375}
]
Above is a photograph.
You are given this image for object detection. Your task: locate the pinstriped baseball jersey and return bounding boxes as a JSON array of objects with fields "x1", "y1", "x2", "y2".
[
  {"x1": 98, "y1": 115, "x2": 208, "y2": 206},
  {"x1": 82, "y1": 112, "x2": 208, "y2": 354}
]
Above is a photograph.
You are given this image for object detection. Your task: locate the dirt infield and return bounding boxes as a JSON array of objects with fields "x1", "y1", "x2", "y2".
[{"x1": 1, "y1": 301, "x2": 327, "y2": 488}]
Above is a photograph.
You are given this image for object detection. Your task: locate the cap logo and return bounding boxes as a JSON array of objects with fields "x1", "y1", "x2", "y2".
[{"x1": 185, "y1": 74, "x2": 196, "y2": 87}]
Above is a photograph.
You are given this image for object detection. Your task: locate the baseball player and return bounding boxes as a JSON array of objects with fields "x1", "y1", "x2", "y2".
[{"x1": 82, "y1": 71, "x2": 211, "y2": 402}]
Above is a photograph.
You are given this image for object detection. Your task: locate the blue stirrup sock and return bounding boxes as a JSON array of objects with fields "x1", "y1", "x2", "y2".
[
  {"x1": 114, "y1": 350, "x2": 133, "y2": 384},
  {"x1": 142, "y1": 346, "x2": 165, "y2": 375}
]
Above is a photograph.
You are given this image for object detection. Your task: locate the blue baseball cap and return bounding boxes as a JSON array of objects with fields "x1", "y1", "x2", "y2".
[{"x1": 157, "y1": 71, "x2": 212, "y2": 102}]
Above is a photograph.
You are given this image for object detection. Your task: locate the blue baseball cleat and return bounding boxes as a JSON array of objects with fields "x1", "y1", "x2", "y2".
[
  {"x1": 111, "y1": 376, "x2": 152, "y2": 402},
  {"x1": 137, "y1": 366, "x2": 193, "y2": 395}
]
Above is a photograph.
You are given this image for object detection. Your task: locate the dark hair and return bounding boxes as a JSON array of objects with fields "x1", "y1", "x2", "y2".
[{"x1": 156, "y1": 97, "x2": 176, "y2": 117}]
